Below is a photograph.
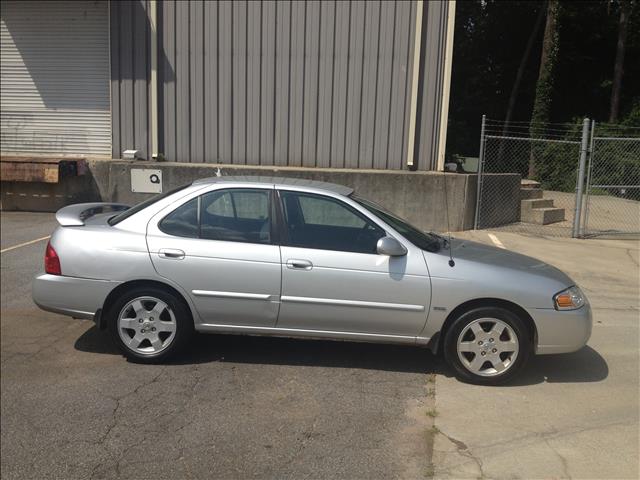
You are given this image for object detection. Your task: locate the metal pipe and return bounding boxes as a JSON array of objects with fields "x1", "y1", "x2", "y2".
[
  {"x1": 473, "y1": 114, "x2": 486, "y2": 230},
  {"x1": 581, "y1": 120, "x2": 596, "y2": 237},
  {"x1": 436, "y1": 1, "x2": 456, "y2": 172},
  {"x1": 150, "y1": 0, "x2": 159, "y2": 159},
  {"x1": 406, "y1": 0, "x2": 423, "y2": 168},
  {"x1": 572, "y1": 118, "x2": 590, "y2": 238}
]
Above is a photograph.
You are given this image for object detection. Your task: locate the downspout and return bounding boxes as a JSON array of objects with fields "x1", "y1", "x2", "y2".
[
  {"x1": 150, "y1": 0, "x2": 159, "y2": 159},
  {"x1": 406, "y1": 0, "x2": 423, "y2": 169},
  {"x1": 436, "y1": 1, "x2": 455, "y2": 172}
]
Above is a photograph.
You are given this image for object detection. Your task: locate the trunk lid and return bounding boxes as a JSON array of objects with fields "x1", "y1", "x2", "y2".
[{"x1": 55, "y1": 203, "x2": 129, "y2": 226}]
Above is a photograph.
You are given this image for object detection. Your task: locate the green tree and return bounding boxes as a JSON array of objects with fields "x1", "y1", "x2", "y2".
[
  {"x1": 529, "y1": 0, "x2": 560, "y2": 178},
  {"x1": 609, "y1": 0, "x2": 632, "y2": 122}
]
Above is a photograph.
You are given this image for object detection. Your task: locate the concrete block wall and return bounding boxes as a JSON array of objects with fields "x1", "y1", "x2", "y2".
[
  {"x1": 90, "y1": 161, "x2": 478, "y2": 233},
  {"x1": 2, "y1": 160, "x2": 519, "y2": 233}
]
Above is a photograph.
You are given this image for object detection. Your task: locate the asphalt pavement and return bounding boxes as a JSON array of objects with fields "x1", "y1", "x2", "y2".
[
  {"x1": 0, "y1": 212, "x2": 435, "y2": 480},
  {"x1": 1, "y1": 211, "x2": 638, "y2": 479}
]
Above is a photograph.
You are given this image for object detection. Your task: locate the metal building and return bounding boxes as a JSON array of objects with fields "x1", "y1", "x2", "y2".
[{"x1": 1, "y1": 0, "x2": 455, "y2": 171}]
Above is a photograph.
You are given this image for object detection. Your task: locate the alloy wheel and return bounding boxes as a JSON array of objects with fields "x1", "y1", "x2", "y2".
[
  {"x1": 456, "y1": 318, "x2": 519, "y2": 377},
  {"x1": 117, "y1": 296, "x2": 177, "y2": 355}
]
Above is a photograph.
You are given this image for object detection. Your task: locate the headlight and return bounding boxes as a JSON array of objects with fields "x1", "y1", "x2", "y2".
[{"x1": 554, "y1": 286, "x2": 586, "y2": 310}]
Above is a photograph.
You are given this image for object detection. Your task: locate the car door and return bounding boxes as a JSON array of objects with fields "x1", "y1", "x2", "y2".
[
  {"x1": 276, "y1": 189, "x2": 431, "y2": 337},
  {"x1": 146, "y1": 187, "x2": 281, "y2": 327}
]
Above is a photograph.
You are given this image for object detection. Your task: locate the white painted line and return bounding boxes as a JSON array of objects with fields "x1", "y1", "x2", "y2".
[
  {"x1": 0, "y1": 235, "x2": 50, "y2": 254},
  {"x1": 487, "y1": 233, "x2": 506, "y2": 249}
]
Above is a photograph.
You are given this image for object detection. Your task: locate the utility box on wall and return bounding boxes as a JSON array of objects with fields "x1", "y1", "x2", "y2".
[{"x1": 131, "y1": 169, "x2": 162, "y2": 194}]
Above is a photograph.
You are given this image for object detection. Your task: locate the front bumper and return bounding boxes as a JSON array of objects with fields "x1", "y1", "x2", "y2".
[
  {"x1": 32, "y1": 273, "x2": 120, "y2": 321},
  {"x1": 530, "y1": 303, "x2": 593, "y2": 354}
]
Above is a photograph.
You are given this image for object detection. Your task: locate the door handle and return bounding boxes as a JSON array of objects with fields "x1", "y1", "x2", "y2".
[
  {"x1": 286, "y1": 259, "x2": 313, "y2": 270},
  {"x1": 158, "y1": 248, "x2": 185, "y2": 260}
]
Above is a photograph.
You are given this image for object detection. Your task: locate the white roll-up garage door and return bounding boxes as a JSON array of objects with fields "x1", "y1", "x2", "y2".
[{"x1": 0, "y1": 1, "x2": 111, "y2": 156}]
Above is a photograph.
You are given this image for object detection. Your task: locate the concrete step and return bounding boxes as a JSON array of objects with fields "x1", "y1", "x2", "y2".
[
  {"x1": 521, "y1": 207, "x2": 565, "y2": 225},
  {"x1": 521, "y1": 198, "x2": 554, "y2": 210},
  {"x1": 521, "y1": 179, "x2": 541, "y2": 189},
  {"x1": 520, "y1": 188, "x2": 544, "y2": 200}
]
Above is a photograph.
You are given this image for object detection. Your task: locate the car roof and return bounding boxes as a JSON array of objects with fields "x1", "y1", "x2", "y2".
[{"x1": 192, "y1": 175, "x2": 354, "y2": 196}]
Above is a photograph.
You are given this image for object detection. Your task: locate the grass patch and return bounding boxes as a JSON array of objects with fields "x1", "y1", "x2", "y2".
[
  {"x1": 424, "y1": 463, "x2": 435, "y2": 478},
  {"x1": 427, "y1": 425, "x2": 440, "y2": 436}
]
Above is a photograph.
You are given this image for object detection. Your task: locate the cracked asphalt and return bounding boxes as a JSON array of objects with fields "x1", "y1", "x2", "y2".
[
  {"x1": 1, "y1": 212, "x2": 639, "y2": 479},
  {"x1": 1, "y1": 212, "x2": 434, "y2": 480}
]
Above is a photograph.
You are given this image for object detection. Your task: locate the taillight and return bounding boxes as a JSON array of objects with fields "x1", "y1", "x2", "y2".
[{"x1": 45, "y1": 242, "x2": 61, "y2": 275}]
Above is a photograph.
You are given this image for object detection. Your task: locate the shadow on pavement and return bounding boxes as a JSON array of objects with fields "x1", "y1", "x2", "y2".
[
  {"x1": 74, "y1": 325, "x2": 438, "y2": 374},
  {"x1": 510, "y1": 346, "x2": 609, "y2": 385},
  {"x1": 75, "y1": 326, "x2": 608, "y2": 383}
]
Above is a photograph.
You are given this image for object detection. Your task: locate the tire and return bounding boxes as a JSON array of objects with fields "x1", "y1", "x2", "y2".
[
  {"x1": 443, "y1": 306, "x2": 531, "y2": 385},
  {"x1": 107, "y1": 286, "x2": 193, "y2": 363}
]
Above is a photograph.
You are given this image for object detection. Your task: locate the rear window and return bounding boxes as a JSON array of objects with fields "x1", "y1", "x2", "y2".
[{"x1": 108, "y1": 184, "x2": 191, "y2": 226}]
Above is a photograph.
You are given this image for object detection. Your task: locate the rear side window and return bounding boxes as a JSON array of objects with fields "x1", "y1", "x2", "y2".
[
  {"x1": 159, "y1": 198, "x2": 198, "y2": 238},
  {"x1": 201, "y1": 189, "x2": 271, "y2": 244},
  {"x1": 280, "y1": 191, "x2": 384, "y2": 254},
  {"x1": 108, "y1": 183, "x2": 191, "y2": 226},
  {"x1": 159, "y1": 188, "x2": 272, "y2": 245}
]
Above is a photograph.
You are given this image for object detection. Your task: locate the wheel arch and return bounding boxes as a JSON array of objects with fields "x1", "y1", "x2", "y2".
[
  {"x1": 97, "y1": 279, "x2": 195, "y2": 330},
  {"x1": 427, "y1": 298, "x2": 538, "y2": 355}
]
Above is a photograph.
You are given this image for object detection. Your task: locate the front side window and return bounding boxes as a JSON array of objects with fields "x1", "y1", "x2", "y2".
[
  {"x1": 280, "y1": 191, "x2": 384, "y2": 254},
  {"x1": 352, "y1": 195, "x2": 441, "y2": 252},
  {"x1": 159, "y1": 188, "x2": 272, "y2": 244}
]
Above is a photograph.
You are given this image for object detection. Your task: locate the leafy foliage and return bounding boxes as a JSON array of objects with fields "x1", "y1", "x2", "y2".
[{"x1": 446, "y1": 0, "x2": 640, "y2": 157}]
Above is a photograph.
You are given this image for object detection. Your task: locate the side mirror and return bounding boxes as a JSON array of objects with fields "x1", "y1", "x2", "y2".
[{"x1": 376, "y1": 236, "x2": 407, "y2": 256}]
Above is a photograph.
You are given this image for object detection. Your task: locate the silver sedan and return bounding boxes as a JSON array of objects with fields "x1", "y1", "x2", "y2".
[{"x1": 32, "y1": 176, "x2": 592, "y2": 385}]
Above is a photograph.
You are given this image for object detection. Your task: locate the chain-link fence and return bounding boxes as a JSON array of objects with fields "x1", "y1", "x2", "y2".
[
  {"x1": 474, "y1": 117, "x2": 640, "y2": 238},
  {"x1": 582, "y1": 125, "x2": 640, "y2": 237},
  {"x1": 474, "y1": 118, "x2": 584, "y2": 237}
]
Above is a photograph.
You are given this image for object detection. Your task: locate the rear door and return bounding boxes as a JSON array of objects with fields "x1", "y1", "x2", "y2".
[
  {"x1": 276, "y1": 190, "x2": 431, "y2": 337},
  {"x1": 146, "y1": 187, "x2": 281, "y2": 327}
]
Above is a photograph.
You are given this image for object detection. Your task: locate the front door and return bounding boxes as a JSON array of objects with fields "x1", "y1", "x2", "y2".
[
  {"x1": 146, "y1": 187, "x2": 281, "y2": 327},
  {"x1": 276, "y1": 190, "x2": 431, "y2": 337}
]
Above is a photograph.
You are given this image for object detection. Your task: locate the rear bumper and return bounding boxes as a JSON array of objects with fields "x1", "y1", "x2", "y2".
[
  {"x1": 530, "y1": 303, "x2": 593, "y2": 354},
  {"x1": 32, "y1": 273, "x2": 120, "y2": 321}
]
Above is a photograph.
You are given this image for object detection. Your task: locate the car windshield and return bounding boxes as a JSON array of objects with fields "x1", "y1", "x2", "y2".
[
  {"x1": 108, "y1": 183, "x2": 191, "y2": 226},
  {"x1": 352, "y1": 195, "x2": 442, "y2": 252}
]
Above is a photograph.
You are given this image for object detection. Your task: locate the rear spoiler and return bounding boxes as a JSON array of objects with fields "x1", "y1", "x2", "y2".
[{"x1": 55, "y1": 202, "x2": 130, "y2": 226}]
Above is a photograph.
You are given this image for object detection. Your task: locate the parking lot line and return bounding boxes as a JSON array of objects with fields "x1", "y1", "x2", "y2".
[
  {"x1": 487, "y1": 233, "x2": 506, "y2": 249},
  {"x1": 0, "y1": 235, "x2": 50, "y2": 254}
]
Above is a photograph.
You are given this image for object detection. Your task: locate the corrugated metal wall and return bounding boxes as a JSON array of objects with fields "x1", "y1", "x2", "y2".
[
  {"x1": 110, "y1": 0, "x2": 152, "y2": 161},
  {"x1": 110, "y1": 0, "x2": 451, "y2": 171},
  {"x1": 1, "y1": 0, "x2": 111, "y2": 156}
]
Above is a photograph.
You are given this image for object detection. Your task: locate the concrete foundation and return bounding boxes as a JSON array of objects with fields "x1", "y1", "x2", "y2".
[
  {"x1": 92, "y1": 161, "x2": 479, "y2": 232},
  {"x1": 2, "y1": 160, "x2": 517, "y2": 233}
]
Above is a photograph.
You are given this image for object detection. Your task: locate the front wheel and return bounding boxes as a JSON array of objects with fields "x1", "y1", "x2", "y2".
[
  {"x1": 443, "y1": 307, "x2": 531, "y2": 385},
  {"x1": 107, "y1": 286, "x2": 193, "y2": 363}
]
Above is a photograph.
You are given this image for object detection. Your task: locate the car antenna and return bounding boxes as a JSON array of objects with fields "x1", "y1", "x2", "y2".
[{"x1": 442, "y1": 166, "x2": 455, "y2": 267}]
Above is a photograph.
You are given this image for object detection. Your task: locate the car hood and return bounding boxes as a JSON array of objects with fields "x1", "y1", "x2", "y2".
[{"x1": 444, "y1": 237, "x2": 574, "y2": 286}]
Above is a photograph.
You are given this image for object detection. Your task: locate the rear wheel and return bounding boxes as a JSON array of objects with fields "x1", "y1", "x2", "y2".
[
  {"x1": 107, "y1": 286, "x2": 193, "y2": 363},
  {"x1": 443, "y1": 306, "x2": 531, "y2": 385}
]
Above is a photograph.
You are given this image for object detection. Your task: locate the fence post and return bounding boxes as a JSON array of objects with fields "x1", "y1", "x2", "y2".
[
  {"x1": 572, "y1": 118, "x2": 591, "y2": 238},
  {"x1": 473, "y1": 115, "x2": 487, "y2": 230},
  {"x1": 581, "y1": 120, "x2": 596, "y2": 237}
]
